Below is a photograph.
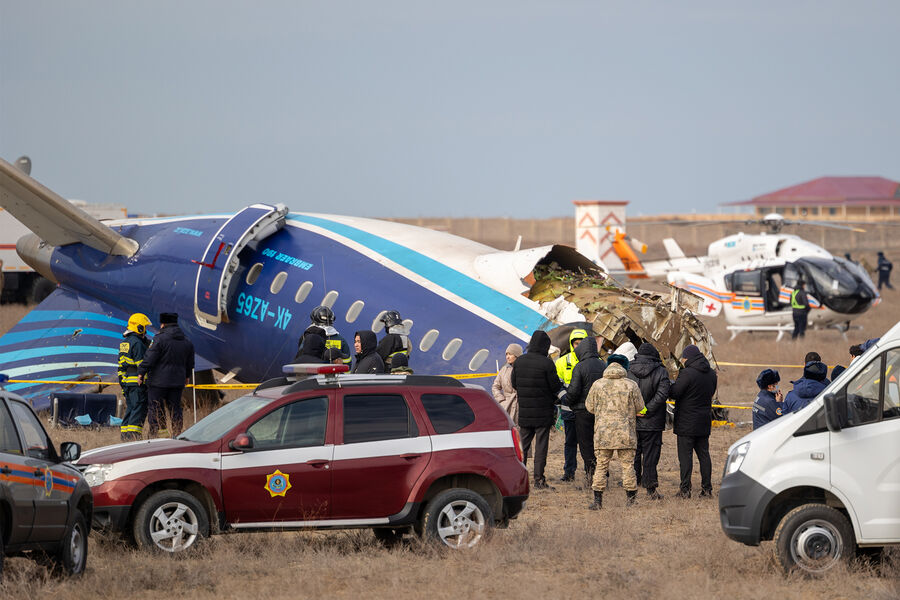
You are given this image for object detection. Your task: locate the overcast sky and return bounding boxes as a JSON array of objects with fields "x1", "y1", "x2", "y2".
[{"x1": 2, "y1": 1, "x2": 898, "y2": 219}]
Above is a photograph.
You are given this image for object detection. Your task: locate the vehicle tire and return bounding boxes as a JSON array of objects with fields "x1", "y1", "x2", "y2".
[
  {"x1": 373, "y1": 527, "x2": 407, "y2": 548},
  {"x1": 29, "y1": 277, "x2": 56, "y2": 304},
  {"x1": 420, "y1": 488, "x2": 493, "y2": 550},
  {"x1": 132, "y1": 489, "x2": 209, "y2": 553},
  {"x1": 50, "y1": 509, "x2": 88, "y2": 576},
  {"x1": 0, "y1": 520, "x2": 5, "y2": 577},
  {"x1": 774, "y1": 503, "x2": 855, "y2": 574}
]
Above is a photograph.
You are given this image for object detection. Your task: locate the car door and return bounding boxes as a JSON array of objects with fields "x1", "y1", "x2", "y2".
[
  {"x1": 829, "y1": 348, "x2": 900, "y2": 541},
  {"x1": 221, "y1": 394, "x2": 333, "y2": 525},
  {"x1": 330, "y1": 391, "x2": 431, "y2": 520},
  {"x1": 0, "y1": 397, "x2": 36, "y2": 546},
  {"x1": 6, "y1": 399, "x2": 69, "y2": 542}
]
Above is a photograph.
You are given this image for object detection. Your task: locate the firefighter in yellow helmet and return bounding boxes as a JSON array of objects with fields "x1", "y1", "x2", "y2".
[{"x1": 118, "y1": 313, "x2": 152, "y2": 441}]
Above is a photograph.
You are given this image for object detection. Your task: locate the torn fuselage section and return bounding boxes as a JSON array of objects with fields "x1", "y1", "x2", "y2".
[{"x1": 523, "y1": 247, "x2": 716, "y2": 373}]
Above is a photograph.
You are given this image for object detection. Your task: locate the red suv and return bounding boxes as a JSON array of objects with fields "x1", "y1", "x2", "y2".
[{"x1": 78, "y1": 368, "x2": 528, "y2": 552}]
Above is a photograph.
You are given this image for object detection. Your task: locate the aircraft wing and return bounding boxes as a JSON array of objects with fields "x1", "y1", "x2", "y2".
[{"x1": 0, "y1": 157, "x2": 138, "y2": 257}]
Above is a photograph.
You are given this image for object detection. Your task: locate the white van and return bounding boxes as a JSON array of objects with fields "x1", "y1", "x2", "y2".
[{"x1": 719, "y1": 321, "x2": 900, "y2": 573}]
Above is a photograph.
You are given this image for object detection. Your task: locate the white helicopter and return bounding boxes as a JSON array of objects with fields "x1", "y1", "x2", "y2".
[{"x1": 628, "y1": 214, "x2": 880, "y2": 339}]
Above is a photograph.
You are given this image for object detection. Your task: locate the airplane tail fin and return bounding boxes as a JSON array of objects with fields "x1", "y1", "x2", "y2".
[
  {"x1": 662, "y1": 238, "x2": 685, "y2": 259},
  {"x1": 0, "y1": 157, "x2": 138, "y2": 257}
]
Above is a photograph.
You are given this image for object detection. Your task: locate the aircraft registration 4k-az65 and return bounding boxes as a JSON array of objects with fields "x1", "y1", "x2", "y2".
[
  {"x1": 0, "y1": 156, "x2": 715, "y2": 410},
  {"x1": 623, "y1": 214, "x2": 880, "y2": 340}
]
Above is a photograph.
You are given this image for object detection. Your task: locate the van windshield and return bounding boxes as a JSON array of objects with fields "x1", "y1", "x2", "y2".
[{"x1": 178, "y1": 395, "x2": 273, "y2": 443}]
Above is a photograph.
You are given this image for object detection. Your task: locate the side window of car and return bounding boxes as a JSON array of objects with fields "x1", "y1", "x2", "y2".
[
  {"x1": 420, "y1": 394, "x2": 475, "y2": 434},
  {"x1": 0, "y1": 402, "x2": 23, "y2": 455},
  {"x1": 7, "y1": 401, "x2": 51, "y2": 460},
  {"x1": 882, "y1": 349, "x2": 900, "y2": 421},
  {"x1": 247, "y1": 397, "x2": 328, "y2": 449},
  {"x1": 843, "y1": 356, "x2": 882, "y2": 427},
  {"x1": 343, "y1": 394, "x2": 418, "y2": 444}
]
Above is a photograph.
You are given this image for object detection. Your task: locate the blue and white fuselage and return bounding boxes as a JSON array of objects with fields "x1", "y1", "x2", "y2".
[{"x1": 2, "y1": 207, "x2": 591, "y2": 408}]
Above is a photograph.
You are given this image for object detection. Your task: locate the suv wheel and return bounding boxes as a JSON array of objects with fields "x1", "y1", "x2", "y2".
[
  {"x1": 774, "y1": 503, "x2": 855, "y2": 574},
  {"x1": 421, "y1": 488, "x2": 493, "y2": 549},
  {"x1": 133, "y1": 489, "x2": 209, "y2": 553},
  {"x1": 51, "y1": 509, "x2": 89, "y2": 576}
]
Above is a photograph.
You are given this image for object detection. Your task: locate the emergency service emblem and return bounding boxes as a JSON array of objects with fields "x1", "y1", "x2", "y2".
[
  {"x1": 265, "y1": 469, "x2": 291, "y2": 497},
  {"x1": 44, "y1": 468, "x2": 54, "y2": 497}
]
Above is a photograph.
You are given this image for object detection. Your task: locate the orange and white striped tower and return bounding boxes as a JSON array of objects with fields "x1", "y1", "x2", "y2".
[{"x1": 573, "y1": 200, "x2": 628, "y2": 270}]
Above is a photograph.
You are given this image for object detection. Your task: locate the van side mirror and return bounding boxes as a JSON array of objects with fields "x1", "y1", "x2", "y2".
[
  {"x1": 229, "y1": 433, "x2": 254, "y2": 451},
  {"x1": 823, "y1": 393, "x2": 846, "y2": 432},
  {"x1": 59, "y1": 441, "x2": 81, "y2": 463}
]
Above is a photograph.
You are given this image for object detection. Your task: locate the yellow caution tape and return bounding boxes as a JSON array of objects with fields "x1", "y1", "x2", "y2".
[
  {"x1": 666, "y1": 399, "x2": 751, "y2": 410},
  {"x1": 717, "y1": 361, "x2": 839, "y2": 369},
  {"x1": 447, "y1": 372, "x2": 498, "y2": 379}
]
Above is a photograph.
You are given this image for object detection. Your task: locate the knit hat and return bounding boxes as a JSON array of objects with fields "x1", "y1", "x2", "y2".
[
  {"x1": 159, "y1": 312, "x2": 179, "y2": 325},
  {"x1": 637, "y1": 342, "x2": 660, "y2": 359},
  {"x1": 802, "y1": 361, "x2": 828, "y2": 382},
  {"x1": 505, "y1": 343, "x2": 523, "y2": 357},
  {"x1": 607, "y1": 354, "x2": 629, "y2": 369},
  {"x1": 831, "y1": 364, "x2": 846, "y2": 380},
  {"x1": 756, "y1": 368, "x2": 780, "y2": 389},
  {"x1": 681, "y1": 345, "x2": 701, "y2": 360}
]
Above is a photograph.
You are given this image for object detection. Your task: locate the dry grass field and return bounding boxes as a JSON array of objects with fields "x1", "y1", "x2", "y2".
[{"x1": 1, "y1": 299, "x2": 898, "y2": 599}]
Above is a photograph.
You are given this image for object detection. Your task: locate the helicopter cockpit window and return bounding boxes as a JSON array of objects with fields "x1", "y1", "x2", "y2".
[
  {"x1": 782, "y1": 263, "x2": 800, "y2": 288},
  {"x1": 731, "y1": 270, "x2": 762, "y2": 295}
]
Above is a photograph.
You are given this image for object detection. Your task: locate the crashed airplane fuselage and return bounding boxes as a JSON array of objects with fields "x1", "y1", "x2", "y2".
[{"x1": 0, "y1": 158, "x2": 714, "y2": 407}]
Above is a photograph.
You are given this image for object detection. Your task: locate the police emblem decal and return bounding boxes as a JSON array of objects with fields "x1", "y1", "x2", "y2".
[{"x1": 265, "y1": 469, "x2": 292, "y2": 497}]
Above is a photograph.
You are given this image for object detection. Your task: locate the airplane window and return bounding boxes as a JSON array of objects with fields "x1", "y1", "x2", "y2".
[
  {"x1": 419, "y1": 329, "x2": 439, "y2": 352},
  {"x1": 442, "y1": 338, "x2": 462, "y2": 361},
  {"x1": 295, "y1": 281, "x2": 313, "y2": 304},
  {"x1": 270, "y1": 271, "x2": 288, "y2": 295},
  {"x1": 372, "y1": 310, "x2": 387, "y2": 333},
  {"x1": 345, "y1": 300, "x2": 365, "y2": 323},
  {"x1": 468, "y1": 349, "x2": 490, "y2": 371},
  {"x1": 321, "y1": 290, "x2": 339, "y2": 309},
  {"x1": 246, "y1": 263, "x2": 263, "y2": 286}
]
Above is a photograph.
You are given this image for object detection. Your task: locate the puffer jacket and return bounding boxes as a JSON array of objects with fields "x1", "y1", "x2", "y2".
[
  {"x1": 511, "y1": 330, "x2": 563, "y2": 428},
  {"x1": 783, "y1": 377, "x2": 828, "y2": 413},
  {"x1": 670, "y1": 353, "x2": 717, "y2": 437},
  {"x1": 628, "y1": 347, "x2": 671, "y2": 431},
  {"x1": 564, "y1": 337, "x2": 606, "y2": 410},
  {"x1": 352, "y1": 330, "x2": 385, "y2": 374}
]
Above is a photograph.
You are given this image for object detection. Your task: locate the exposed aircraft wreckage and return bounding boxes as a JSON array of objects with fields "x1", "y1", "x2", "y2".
[{"x1": 522, "y1": 247, "x2": 716, "y2": 378}]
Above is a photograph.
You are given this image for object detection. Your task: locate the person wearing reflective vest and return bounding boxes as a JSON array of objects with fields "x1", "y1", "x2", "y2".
[
  {"x1": 554, "y1": 328, "x2": 588, "y2": 481},
  {"x1": 118, "y1": 313, "x2": 152, "y2": 441},
  {"x1": 376, "y1": 310, "x2": 410, "y2": 369},
  {"x1": 790, "y1": 280, "x2": 811, "y2": 340}
]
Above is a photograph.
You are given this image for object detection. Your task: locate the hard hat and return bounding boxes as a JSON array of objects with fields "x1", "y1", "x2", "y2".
[
  {"x1": 380, "y1": 310, "x2": 403, "y2": 328},
  {"x1": 127, "y1": 313, "x2": 152, "y2": 335},
  {"x1": 310, "y1": 306, "x2": 335, "y2": 326}
]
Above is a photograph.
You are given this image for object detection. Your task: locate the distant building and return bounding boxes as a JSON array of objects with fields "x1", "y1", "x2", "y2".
[{"x1": 724, "y1": 176, "x2": 900, "y2": 220}]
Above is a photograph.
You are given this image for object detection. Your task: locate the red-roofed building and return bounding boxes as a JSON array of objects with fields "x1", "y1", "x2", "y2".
[{"x1": 725, "y1": 176, "x2": 900, "y2": 220}]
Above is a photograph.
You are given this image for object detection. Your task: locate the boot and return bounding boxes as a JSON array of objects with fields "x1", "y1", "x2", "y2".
[
  {"x1": 647, "y1": 487, "x2": 664, "y2": 500},
  {"x1": 588, "y1": 490, "x2": 603, "y2": 510},
  {"x1": 626, "y1": 490, "x2": 638, "y2": 506}
]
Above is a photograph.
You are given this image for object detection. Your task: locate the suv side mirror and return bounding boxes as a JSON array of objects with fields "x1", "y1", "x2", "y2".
[
  {"x1": 823, "y1": 393, "x2": 846, "y2": 432},
  {"x1": 60, "y1": 441, "x2": 81, "y2": 463},
  {"x1": 229, "y1": 433, "x2": 254, "y2": 451}
]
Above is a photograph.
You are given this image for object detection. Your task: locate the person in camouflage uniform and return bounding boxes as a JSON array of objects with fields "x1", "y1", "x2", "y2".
[{"x1": 584, "y1": 355, "x2": 646, "y2": 510}]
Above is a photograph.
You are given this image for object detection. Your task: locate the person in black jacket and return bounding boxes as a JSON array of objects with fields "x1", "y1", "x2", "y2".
[
  {"x1": 563, "y1": 336, "x2": 606, "y2": 487},
  {"x1": 511, "y1": 330, "x2": 564, "y2": 490},
  {"x1": 293, "y1": 333, "x2": 326, "y2": 364},
  {"x1": 138, "y1": 312, "x2": 195, "y2": 438},
  {"x1": 629, "y1": 342, "x2": 671, "y2": 500},
  {"x1": 352, "y1": 330, "x2": 386, "y2": 374},
  {"x1": 670, "y1": 344, "x2": 717, "y2": 498}
]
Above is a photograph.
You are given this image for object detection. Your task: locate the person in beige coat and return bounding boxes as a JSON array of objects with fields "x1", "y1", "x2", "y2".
[
  {"x1": 492, "y1": 343, "x2": 523, "y2": 425},
  {"x1": 585, "y1": 355, "x2": 646, "y2": 510}
]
